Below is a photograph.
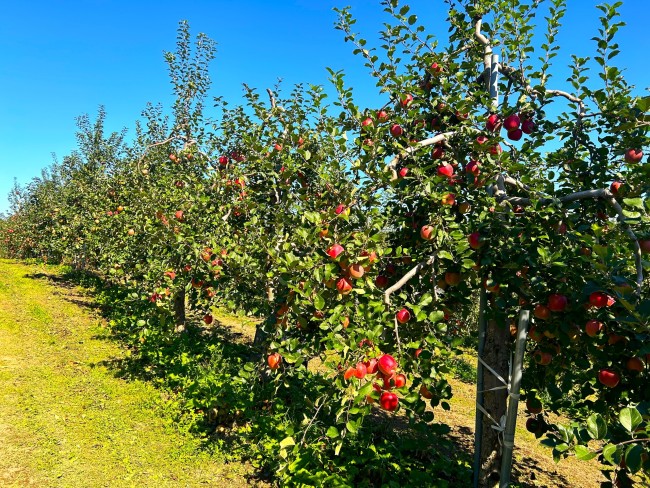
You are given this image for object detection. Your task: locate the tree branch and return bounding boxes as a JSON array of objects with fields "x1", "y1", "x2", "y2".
[{"x1": 384, "y1": 255, "x2": 436, "y2": 305}]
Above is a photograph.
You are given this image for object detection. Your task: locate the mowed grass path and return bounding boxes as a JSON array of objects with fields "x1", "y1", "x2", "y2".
[{"x1": 0, "y1": 260, "x2": 253, "y2": 488}]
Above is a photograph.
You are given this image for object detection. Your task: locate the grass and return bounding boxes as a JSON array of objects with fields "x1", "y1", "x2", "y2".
[
  {"x1": 0, "y1": 259, "x2": 258, "y2": 487},
  {"x1": 0, "y1": 259, "x2": 608, "y2": 487}
]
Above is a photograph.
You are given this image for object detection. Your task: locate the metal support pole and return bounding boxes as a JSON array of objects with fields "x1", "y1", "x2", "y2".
[
  {"x1": 473, "y1": 287, "x2": 489, "y2": 488},
  {"x1": 489, "y1": 54, "x2": 499, "y2": 109},
  {"x1": 499, "y1": 309, "x2": 530, "y2": 487}
]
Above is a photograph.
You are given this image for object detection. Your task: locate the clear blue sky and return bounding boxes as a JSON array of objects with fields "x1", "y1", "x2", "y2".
[{"x1": 1, "y1": 0, "x2": 648, "y2": 215}]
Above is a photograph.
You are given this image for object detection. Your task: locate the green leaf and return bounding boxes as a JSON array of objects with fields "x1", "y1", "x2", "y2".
[
  {"x1": 619, "y1": 407, "x2": 642, "y2": 433},
  {"x1": 602, "y1": 444, "x2": 620, "y2": 465},
  {"x1": 624, "y1": 443, "x2": 643, "y2": 473},
  {"x1": 346, "y1": 420, "x2": 358, "y2": 433},
  {"x1": 326, "y1": 426, "x2": 339, "y2": 438},
  {"x1": 574, "y1": 445, "x2": 597, "y2": 461},
  {"x1": 279, "y1": 436, "x2": 295, "y2": 448},
  {"x1": 623, "y1": 198, "x2": 644, "y2": 210},
  {"x1": 314, "y1": 294, "x2": 325, "y2": 310},
  {"x1": 586, "y1": 413, "x2": 607, "y2": 440}
]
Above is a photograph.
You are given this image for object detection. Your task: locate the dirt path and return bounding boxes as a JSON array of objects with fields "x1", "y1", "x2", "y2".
[{"x1": 0, "y1": 260, "x2": 255, "y2": 488}]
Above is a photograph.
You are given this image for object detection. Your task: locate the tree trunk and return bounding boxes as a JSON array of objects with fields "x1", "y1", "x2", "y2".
[
  {"x1": 478, "y1": 317, "x2": 510, "y2": 487},
  {"x1": 173, "y1": 287, "x2": 186, "y2": 332}
]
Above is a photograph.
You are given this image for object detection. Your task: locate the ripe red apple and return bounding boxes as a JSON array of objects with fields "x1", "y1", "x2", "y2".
[
  {"x1": 380, "y1": 391, "x2": 399, "y2": 411},
  {"x1": 169, "y1": 153, "x2": 177, "y2": 162},
  {"x1": 534, "y1": 304, "x2": 551, "y2": 320},
  {"x1": 468, "y1": 232, "x2": 484, "y2": 249},
  {"x1": 218, "y1": 155, "x2": 228, "y2": 166},
  {"x1": 344, "y1": 367, "x2": 356, "y2": 380},
  {"x1": 585, "y1": 320, "x2": 603, "y2": 337},
  {"x1": 390, "y1": 124, "x2": 403, "y2": 137},
  {"x1": 437, "y1": 163, "x2": 454, "y2": 177},
  {"x1": 421, "y1": 225, "x2": 435, "y2": 241},
  {"x1": 268, "y1": 353, "x2": 282, "y2": 370},
  {"x1": 488, "y1": 144, "x2": 503, "y2": 155},
  {"x1": 203, "y1": 314, "x2": 213, "y2": 325},
  {"x1": 349, "y1": 263, "x2": 365, "y2": 279},
  {"x1": 598, "y1": 368, "x2": 620, "y2": 388},
  {"x1": 274, "y1": 143, "x2": 282, "y2": 152},
  {"x1": 589, "y1": 291, "x2": 614, "y2": 308},
  {"x1": 394, "y1": 373, "x2": 407, "y2": 388},
  {"x1": 354, "y1": 362, "x2": 368, "y2": 379},
  {"x1": 475, "y1": 135, "x2": 489, "y2": 146},
  {"x1": 164, "y1": 271, "x2": 176, "y2": 280},
  {"x1": 359, "y1": 358, "x2": 376, "y2": 376},
  {"x1": 375, "y1": 275, "x2": 389, "y2": 288},
  {"x1": 420, "y1": 384, "x2": 433, "y2": 399},
  {"x1": 335, "y1": 204, "x2": 346, "y2": 215},
  {"x1": 361, "y1": 117, "x2": 374, "y2": 128},
  {"x1": 396, "y1": 308, "x2": 411, "y2": 324},
  {"x1": 327, "y1": 244, "x2": 345, "y2": 259},
  {"x1": 507, "y1": 128, "x2": 523, "y2": 141},
  {"x1": 445, "y1": 272, "x2": 461, "y2": 286},
  {"x1": 547, "y1": 294, "x2": 568, "y2": 312},
  {"x1": 377, "y1": 110, "x2": 389, "y2": 121},
  {"x1": 503, "y1": 114, "x2": 521, "y2": 131},
  {"x1": 174, "y1": 210, "x2": 184, "y2": 221},
  {"x1": 533, "y1": 350, "x2": 552, "y2": 366},
  {"x1": 336, "y1": 277, "x2": 353, "y2": 295},
  {"x1": 400, "y1": 94, "x2": 414, "y2": 108},
  {"x1": 624, "y1": 148, "x2": 643, "y2": 164},
  {"x1": 431, "y1": 146, "x2": 445, "y2": 160},
  {"x1": 610, "y1": 181, "x2": 623, "y2": 195},
  {"x1": 486, "y1": 113, "x2": 501, "y2": 132},
  {"x1": 521, "y1": 119, "x2": 535, "y2": 134},
  {"x1": 626, "y1": 357, "x2": 645, "y2": 372},
  {"x1": 441, "y1": 193, "x2": 456, "y2": 206},
  {"x1": 430, "y1": 62, "x2": 443, "y2": 74},
  {"x1": 378, "y1": 354, "x2": 397, "y2": 376},
  {"x1": 528, "y1": 326, "x2": 544, "y2": 342},
  {"x1": 398, "y1": 167, "x2": 409, "y2": 178},
  {"x1": 465, "y1": 160, "x2": 481, "y2": 175}
]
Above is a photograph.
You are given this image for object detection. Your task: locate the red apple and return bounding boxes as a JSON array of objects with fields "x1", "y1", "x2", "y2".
[
  {"x1": 344, "y1": 367, "x2": 356, "y2": 380},
  {"x1": 420, "y1": 384, "x2": 433, "y2": 399},
  {"x1": 268, "y1": 353, "x2": 282, "y2": 370},
  {"x1": 534, "y1": 350, "x2": 552, "y2": 366},
  {"x1": 466, "y1": 160, "x2": 481, "y2": 175},
  {"x1": 488, "y1": 144, "x2": 503, "y2": 155},
  {"x1": 534, "y1": 304, "x2": 551, "y2": 320},
  {"x1": 377, "y1": 110, "x2": 389, "y2": 121},
  {"x1": 431, "y1": 146, "x2": 445, "y2": 160},
  {"x1": 380, "y1": 391, "x2": 399, "y2": 411},
  {"x1": 486, "y1": 113, "x2": 501, "y2": 132},
  {"x1": 526, "y1": 398, "x2": 543, "y2": 414},
  {"x1": 521, "y1": 119, "x2": 535, "y2": 134},
  {"x1": 624, "y1": 148, "x2": 643, "y2": 164},
  {"x1": 598, "y1": 368, "x2": 620, "y2": 388},
  {"x1": 421, "y1": 225, "x2": 435, "y2": 241},
  {"x1": 503, "y1": 114, "x2": 521, "y2": 131},
  {"x1": 400, "y1": 94, "x2": 414, "y2": 108},
  {"x1": 218, "y1": 155, "x2": 228, "y2": 166},
  {"x1": 468, "y1": 232, "x2": 484, "y2": 249},
  {"x1": 274, "y1": 143, "x2": 282, "y2": 152},
  {"x1": 589, "y1": 291, "x2": 614, "y2": 308},
  {"x1": 378, "y1": 354, "x2": 397, "y2": 376},
  {"x1": 348, "y1": 263, "x2": 365, "y2": 279},
  {"x1": 335, "y1": 204, "x2": 346, "y2": 215},
  {"x1": 445, "y1": 272, "x2": 462, "y2": 286},
  {"x1": 394, "y1": 373, "x2": 407, "y2": 388},
  {"x1": 430, "y1": 62, "x2": 443, "y2": 74},
  {"x1": 585, "y1": 320, "x2": 603, "y2": 337},
  {"x1": 375, "y1": 275, "x2": 389, "y2": 288},
  {"x1": 398, "y1": 167, "x2": 409, "y2": 178},
  {"x1": 327, "y1": 244, "x2": 345, "y2": 259},
  {"x1": 203, "y1": 314, "x2": 213, "y2": 325},
  {"x1": 626, "y1": 357, "x2": 645, "y2": 372},
  {"x1": 476, "y1": 135, "x2": 489, "y2": 146},
  {"x1": 390, "y1": 124, "x2": 403, "y2": 137},
  {"x1": 441, "y1": 193, "x2": 456, "y2": 205},
  {"x1": 437, "y1": 163, "x2": 454, "y2": 177},
  {"x1": 547, "y1": 294, "x2": 568, "y2": 312},
  {"x1": 396, "y1": 308, "x2": 411, "y2": 324},
  {"x1": 507, "y1": 128, "x2": 523, "y2": 141},
  {"x1": 354, "y1": 362, "x2": 368, "y2": 379},
  {"x1": 361, "y1": 117, "x2": 374, "y2": 128},
  {"x1": 610, "y1": 181, "x2": 623, "y2": 195},
  {"x1": 127, "y1": 229, "x2": 135, "y2": 236},
  {"x1": 336, "y1": 277, "x2": 353, "y2": 295}
]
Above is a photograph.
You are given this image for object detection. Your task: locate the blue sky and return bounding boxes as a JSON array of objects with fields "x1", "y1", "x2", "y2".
[{"x1": 1, "y1": 0, "x2": 648, "y2": 215}]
